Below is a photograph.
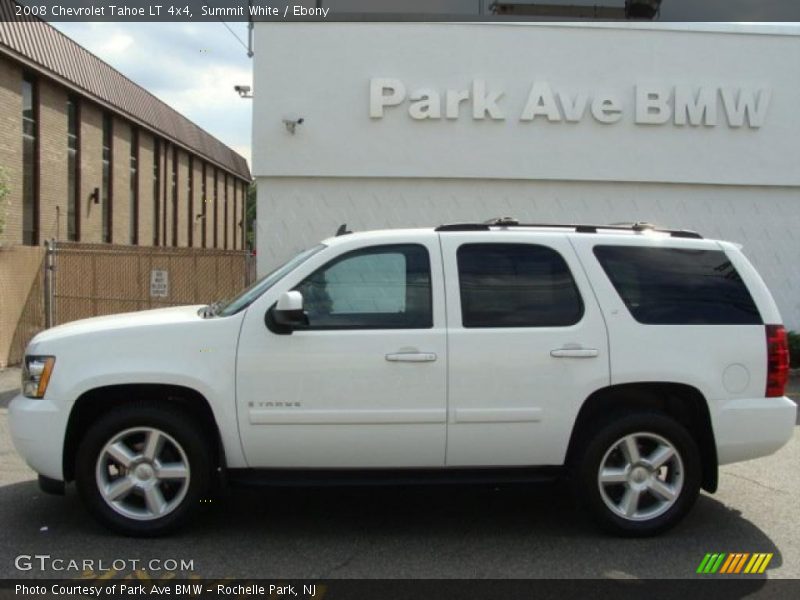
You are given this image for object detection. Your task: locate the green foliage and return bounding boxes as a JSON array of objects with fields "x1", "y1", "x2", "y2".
[
  {"x1": 245, "y1": 182, "x2": 256, "y2": 250},
  {"x1": 789, "y1": 331, "x2": 800, "y2": 368},
  {"x1": 0, "y1": 168, "x2": 9, "y2": 238}
]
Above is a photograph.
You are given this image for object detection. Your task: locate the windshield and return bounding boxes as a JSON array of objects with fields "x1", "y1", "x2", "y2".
[{"x1": 215, "y1": 244, "x2": 326, "y2": 317}]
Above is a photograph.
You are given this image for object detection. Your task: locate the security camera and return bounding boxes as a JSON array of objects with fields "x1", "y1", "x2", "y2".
[
  {"x1": 282, "y1": 117, "x2": 305, "y2": 134},
  {"x1": 234, "y1": 85, "x2": 253, "y2": 98}
]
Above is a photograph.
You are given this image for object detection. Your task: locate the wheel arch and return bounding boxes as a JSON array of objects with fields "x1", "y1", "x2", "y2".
[
  {"x1": 63, "y1": 384, "x2": 224, "y2": 482},
  {"x1": 565, "y1": 382, "x2": 718, "y2": 493}
]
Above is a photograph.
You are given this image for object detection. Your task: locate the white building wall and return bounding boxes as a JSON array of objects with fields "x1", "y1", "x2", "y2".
[
  {"x1": 253, "y1": 22, "x2": 800, "y2": 329},
  {"x1": 259, "y1": 177, "x2": 800, "y2": 329}
]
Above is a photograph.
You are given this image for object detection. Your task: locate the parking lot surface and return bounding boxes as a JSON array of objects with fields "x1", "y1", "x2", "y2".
[{"x1": 1, "y1": 367, "x2": 798, "y2": 580}]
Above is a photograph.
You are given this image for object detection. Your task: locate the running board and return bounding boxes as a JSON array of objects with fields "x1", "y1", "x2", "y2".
[{"x1": 226, "y1": 466, "x2": 564, "y2": 488}]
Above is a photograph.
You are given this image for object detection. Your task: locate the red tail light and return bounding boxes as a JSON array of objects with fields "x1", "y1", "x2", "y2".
[{"x1": 766, "y1": 325, "x2": 789, "y2": 397}]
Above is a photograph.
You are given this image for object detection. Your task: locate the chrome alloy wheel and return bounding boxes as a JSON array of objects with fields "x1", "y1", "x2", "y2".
[
  {"x1": 597, "y1": 432, "x2": 684, "y2": 522},
  {"x1": 95, "y1": 427, "x2": 190, "y2": 521}
]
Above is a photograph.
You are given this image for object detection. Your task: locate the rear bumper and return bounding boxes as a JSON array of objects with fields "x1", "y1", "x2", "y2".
[
  {"x1": 712, "y1": 396, "x2": 797, "y2": 465},
  {"x1": 8, "y1": 394, "x2": 67, "y2": 481}
]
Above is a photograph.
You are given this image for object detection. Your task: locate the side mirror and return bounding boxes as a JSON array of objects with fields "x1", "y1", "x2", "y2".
[{"x1": 266, "y1": 291, "x2": 308, "y2": 334}]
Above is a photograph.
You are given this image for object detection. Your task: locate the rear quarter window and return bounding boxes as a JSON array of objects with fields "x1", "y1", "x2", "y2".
[{"x1": 593, "y1": 246, "x2": 762, "y2": 325}]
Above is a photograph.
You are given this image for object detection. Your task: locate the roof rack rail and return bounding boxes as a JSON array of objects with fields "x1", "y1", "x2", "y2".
[{"x1": 435, "y1": 219, "x2": 702, "y2": 239}]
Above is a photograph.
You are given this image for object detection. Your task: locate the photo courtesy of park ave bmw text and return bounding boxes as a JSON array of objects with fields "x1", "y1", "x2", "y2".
[{"x1": 0, "y1": 0, "x2": 799, "y2": 596}]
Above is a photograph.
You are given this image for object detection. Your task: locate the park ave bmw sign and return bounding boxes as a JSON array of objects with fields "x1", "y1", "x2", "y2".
[{"x1": 369, "y1": 78, "x2": 771, "y2": 128}]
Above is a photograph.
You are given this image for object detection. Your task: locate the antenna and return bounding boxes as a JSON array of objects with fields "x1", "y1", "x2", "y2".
[{"x1": 217, "y1": 17, "x2": 250, "y2": 56}]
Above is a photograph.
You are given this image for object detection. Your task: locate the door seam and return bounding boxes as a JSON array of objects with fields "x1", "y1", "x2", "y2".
[{"x1": 437, "y1": 232, "x2": 451, "y2": 467}]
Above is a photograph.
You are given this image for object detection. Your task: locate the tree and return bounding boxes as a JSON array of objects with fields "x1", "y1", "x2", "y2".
[{"x1": 245, "y1": 182, "x2": 257, "y2": 250}]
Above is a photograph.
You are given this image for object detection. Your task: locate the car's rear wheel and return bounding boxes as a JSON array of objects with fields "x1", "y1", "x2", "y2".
[
  {"x1": 75, "y1": 404, "x2": 212, "y2": 536},
  {"x1": 574, "y1": 412, "x2": 701, "y2": 537}
]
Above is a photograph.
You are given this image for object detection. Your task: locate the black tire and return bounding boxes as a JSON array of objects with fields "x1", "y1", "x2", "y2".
[
  {"x1": 75, "y1": 403, "x2": 213, "y2": 537},
  {"x1": 573, "y1": 411, "x2": 701, "y2": 537}
]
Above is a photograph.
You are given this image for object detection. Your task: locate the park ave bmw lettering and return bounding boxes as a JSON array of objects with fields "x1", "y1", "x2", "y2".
[{"x1": 369, "y1": 78, "x2": 771, "y2": 128}]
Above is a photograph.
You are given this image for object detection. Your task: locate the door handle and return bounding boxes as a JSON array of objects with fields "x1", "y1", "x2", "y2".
[
  {"x1": 550, "y1": 348, "x2": 599, "y2": 358},
  {"x1": 385, "y1": 352, "x2": 437, "y2": 362}
]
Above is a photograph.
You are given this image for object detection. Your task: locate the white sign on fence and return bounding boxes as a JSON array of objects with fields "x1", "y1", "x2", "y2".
[{"x1": 150, "y1": 269, "x2": 169, "y2": 298}]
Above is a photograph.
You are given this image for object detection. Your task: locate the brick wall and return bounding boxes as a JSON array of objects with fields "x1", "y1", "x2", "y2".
[
  {"x1": 203, "y1": 163, "x2": 213, "y2": 248},
  {"x1": 153, "y1": 138, "x2": 163, "y2": 246},
  {"x1": 236, "y1": 181, "x2": 242, "y2": 250},
  {"x1": 213, "y1": 168, "x2": 222, "y2": 249},
  {"x1": 217, "y1": 170, "x2": 222, "y2": 248},
  {"x1": 208, "y1": 167, "x2": 215, "y2": 248},
  {"x1": 233, "y1": 180, "x2": 240, "y2": 250},
  {"x1": 236, "y1": 180, "x2": 241, "y2": 249},
  {"x1": 240, "y1": 180, "x2": 249, "y2": 250},
  {"x1": 177, "y1": 150, "x2": 189, "y2": 247},
  {"x1": 0, "y1": 58, "x2": 248, "y2": 250},
  {"x1": 111, "y1": 117, "x2": 131, "y2": 244},
  {"x1": 160, "y1": 143, "x2": 170, "y2": 246},
  {"x1": 232, "y1": 180, "x2": 239, "y2": 250},
  {"x1": 243, "y1": 180, "x2": 249, "y2": 249},
  {"x1": 225, "y1": 174, "x2": 235, "y2": 250},
  {"x1": 234, "y1": 180, "x2": 241, "y2": 250},
  {"x1": 190, "y1": 157, "x2": 203, "y2": 247},
  {"x1": 222, "y1": 173, "x2": 228, "y2": 249},
  {"x1": 244, "y1": 181, "x2": 250, "y2": 248},
  {"x1": 172, "y1": 146, "x2": 181, "y2": 247},
  {"x1": 219, "y1": 172, "x2": 225, "y2": 249},
  {"x1": 0, "y1": 59, "x2": 23, "y2": 245},
  {"x1": 79, "y1": 102, "x2": 103, "y2": 243},
  {"x1": 38, "y1": 79, "x2": 69, "y2": 242},
  {"x1": 137, "y1": 131, "x2": 155, "y2": 246},
  {"x1": 161, "y1": 144, "x2": 168, "y2": 245}
]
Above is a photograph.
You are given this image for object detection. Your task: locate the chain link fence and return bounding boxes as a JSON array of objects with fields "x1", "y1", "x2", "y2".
[
  {"x1": 49, "y1": 242, "x2": 256, "y2": 326},
  {"x1": 2, "y1": 241, "x2": 256, "y2": 366}
]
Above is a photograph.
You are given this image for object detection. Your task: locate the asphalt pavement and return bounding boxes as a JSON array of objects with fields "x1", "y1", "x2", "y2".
[{"x1": 1, "y1": 367, "x2": 798, "y2": 580}]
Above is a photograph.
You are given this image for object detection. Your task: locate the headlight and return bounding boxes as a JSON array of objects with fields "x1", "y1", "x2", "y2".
[{"x1": 22, "y1": 356, "x2": 55, "y2": 399}]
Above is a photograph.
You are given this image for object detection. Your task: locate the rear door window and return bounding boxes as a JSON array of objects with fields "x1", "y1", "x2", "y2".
[
  {"x1": 593, "y1": 246, "x2": 761, "y2": 325},
  {"x1": 457, "y1": 243, "x2": 584, "y2": 328}
]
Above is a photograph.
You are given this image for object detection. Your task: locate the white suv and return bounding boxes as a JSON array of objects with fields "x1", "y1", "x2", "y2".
[{"x1": 9, "y1": 220, "x2": 796, "y2": 537}]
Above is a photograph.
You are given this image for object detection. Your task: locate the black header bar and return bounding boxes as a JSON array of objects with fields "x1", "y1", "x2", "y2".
[{"x1": 5, "y1": 0, "x2": 800, "y2": 23}]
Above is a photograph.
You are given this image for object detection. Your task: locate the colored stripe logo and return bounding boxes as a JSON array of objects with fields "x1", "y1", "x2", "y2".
[{"x1": 696, "y1": 553, "x2": 773, "y2": 574}]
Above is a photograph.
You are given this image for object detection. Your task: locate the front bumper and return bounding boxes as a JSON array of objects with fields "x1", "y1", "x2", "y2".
[
  {"x1": 8, "y1": 394, "x2": 68, "y2": 481},
  {"x1": 713, "y1": 396, "x2": 797, "y2": 465}
]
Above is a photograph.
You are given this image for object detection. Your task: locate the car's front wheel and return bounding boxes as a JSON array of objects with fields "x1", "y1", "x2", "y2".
[
  {"x1": 75, "y1": 404, "x2": 212, "y2": 536},
  {"x1": 574, "y1": 412, "x2": 701, "y2": 537}
]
